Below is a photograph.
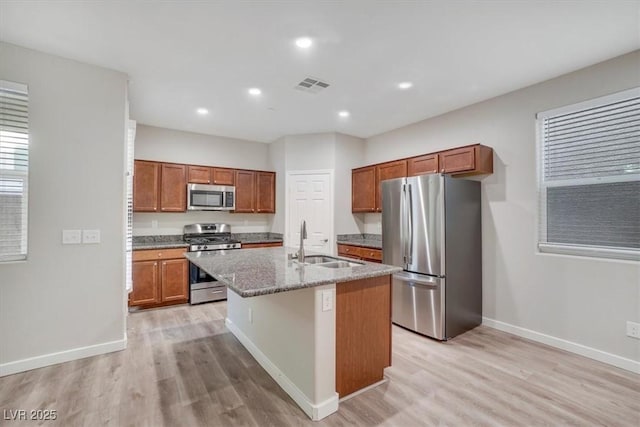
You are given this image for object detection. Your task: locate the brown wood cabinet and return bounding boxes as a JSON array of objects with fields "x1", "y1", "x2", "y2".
[
  {"x1": 188, "y1": 166, "x2": 236, "y2": 185},
  {"x1": 337, "y1": 244, "x2": 382, "y2": 263},
  {"x1": 376, "y1": 160, "x2": 407, "y2": 212},
  {"x1": 212, "y1": 167, "x2": 235, "y2": 185},
  {"x1": 256, "y1": 171, "x2": 276, "y2": 213},
  {"x1": 133, "y1": 160, "x2": 160, "y2": 212},
  {"x1": 408, "y1": 153, "x2": 439, "y2": 176},
  {"x1": 234, "y1": 170, "x2": 276, "y2": 214},
  {"x1": 234, "y1": 170, "x2": 256, "y2": 213},
  {"x1": 352, "y1": 166, "x2": 376, "y2": 213},
  {"x1": 440, "y1": 144, "x2": 493, "y2": 176},
  {"x1": 160, "y1": 163, "x2": 186, "y2": 212},
  {"x1": 130, "y1": 248, "x2": 188, "y2": 308},
  {"x1": 336, "y1": 275, "x2": 391, "y2": 397},
  {"x1": 187, "y1": 166, "x2": 211, "y2": 184},
  {"x1": 242, "y1": 242, "x2": 283, "y2": 249},
  {"x1": 134, "y1": 160, "x2": 187, "y2": 212}
]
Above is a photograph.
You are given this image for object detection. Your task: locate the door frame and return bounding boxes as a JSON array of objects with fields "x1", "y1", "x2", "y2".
[{"x1": 285, "y1": 169, "x2": 335, "y2": 256}]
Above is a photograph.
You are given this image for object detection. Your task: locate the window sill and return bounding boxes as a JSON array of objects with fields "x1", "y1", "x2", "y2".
[{"x1": 538, "y1": 243, "x2": 639, "y2": 263}]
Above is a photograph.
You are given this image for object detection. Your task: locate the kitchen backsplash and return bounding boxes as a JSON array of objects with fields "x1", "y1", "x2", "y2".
[{"x1": 133, "y1": 211, "x2": 273, "y2": 236}]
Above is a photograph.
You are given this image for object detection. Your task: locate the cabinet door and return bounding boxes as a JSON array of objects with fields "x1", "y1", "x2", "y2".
[
  {"x1": 440, "y1": 146, "x2": 475, "y2": 173},
  {"x1": 408, "y1": 154, "x2": 439, "y2": 176},
  {"x1": 256, "y1": 171, "x2": 276, "y2": 213},
  {"x1": 187, "y1": 166, "x2": 211, "y2": 184},
  {"x1": 133, "y1": 161, "x2": 159, "y2": 212},
  {"x1": 212, "y1": 168, "x2": 235, "y2": 185},
  {"x1": 160, "y1": 163, "x2": 186, "y2": 212},
  {"x1": 234, "y1": 170, "x2": 256, "y2": 213},
  {"x1": 242, "y1": 242, "x2": 283, "y2": 249},
  {"x1": 130, "y1": 260, "x2": 160, "y2": 306},
  {"x1": 352, "y1": 166, "x2": 376, "y2": 213},
  {"x1": 160, "y1": 258, "x2": 189, "y2": 302},
  {"x1": 376, "y1": 160, "x2": 407, "y2": 212}
]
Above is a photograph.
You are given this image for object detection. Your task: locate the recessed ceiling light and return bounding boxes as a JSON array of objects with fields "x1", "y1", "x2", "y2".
[
  {"x1": 196, "y1": 108, "x2": 209, "y2": 115},
  {"x1": 338, "y1": 110, "x2": 350, "y2": 118},
  {"x1": 295, "y1": 37, "x2": 313, "y2": 49},
  {"x1": 248, "y1": 88, "x2": 262, "y2": 96},
  {"x1": 398, "y1": 82, "x2": 413, "y2": 90}
]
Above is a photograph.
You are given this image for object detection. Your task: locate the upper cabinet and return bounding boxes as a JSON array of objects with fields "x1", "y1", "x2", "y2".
[
  {"x1": 352, "y1": 166, "x2": 376, "y2": 213},
  {"x1": 133, "y1": 160, "x2": 160, "y2": 212},
  {"x1": 160, "y1": 163, "x2": 186, "y2": 212},
  {"x1": 134, "y1": 161, "x2": 186, "y2": 212},
  {"x1": 351, "y1": 144, "x2": 493, "y2": 212},
  {"x1": 256, "y1": 171, "x2": 276, "y2": 213},
  {"x1": 187, "y1": 166, "x2": 235, "y2": 185},
  {"x1": 439, "y1": 144, "x2": 493, "y2": 176},
  {"x1": 234, "y1": 170, "x2": 256, "y2": 213},
  {"x1": 375, "y1": 160, "x2": 407, "y2": 212},
  {"x1": 408, "y1": 154, "x2": 439, "y2": 176},
  {"x1": 235, "y1": 170, "x2": 276, "y2": 214},
  {"x1": 212, "y1": 167, "x2": 235, "y2": 185},
  {"x1": 137, "y1": 160, "x2": 275, "y2": 214}
]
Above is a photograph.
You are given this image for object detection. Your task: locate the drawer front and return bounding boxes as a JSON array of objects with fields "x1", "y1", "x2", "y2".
[
  {"x1": 361, "y1": 248, "x2": 382, "y2": 261},
  {"x1": 190, "y1": 286, "x2": 227, "y2": 304},
  {"x1": 337, "y1": 244, "x2": 362, "y2": 259},
  {"x1": 133, "y1": 247, "x2": 186, "y2": 261}
]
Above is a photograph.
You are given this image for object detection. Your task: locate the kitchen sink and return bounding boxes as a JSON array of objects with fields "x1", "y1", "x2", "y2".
[
  {"x1": 301, "y1": 255, "x2": 363, "y2": 268},
  {"x1": 317, "y1": 260, "x2": 362, "y2": 268}
]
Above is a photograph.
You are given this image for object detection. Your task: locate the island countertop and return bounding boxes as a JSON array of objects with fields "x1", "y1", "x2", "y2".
[{"x1": 185, "y1": 246, "x2": 401, "y2": 297}]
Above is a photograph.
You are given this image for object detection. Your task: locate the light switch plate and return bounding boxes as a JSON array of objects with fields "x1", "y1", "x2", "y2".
[
  {"x1": 62, "y1": 230, "x2": 82, "y2": 244},
  {"x1": 82, "y1": 229, "x2": 101, "y2": 244}
]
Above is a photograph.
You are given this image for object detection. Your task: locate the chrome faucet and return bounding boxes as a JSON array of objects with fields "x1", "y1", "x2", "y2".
[{"x1": 298, "y1": 220, "x2": 307, "y2": 263}]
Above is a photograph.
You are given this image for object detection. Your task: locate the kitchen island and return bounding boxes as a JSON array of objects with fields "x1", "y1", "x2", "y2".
[{"x1": 185, "y1": 247, "x2": 401, "y2": 420}]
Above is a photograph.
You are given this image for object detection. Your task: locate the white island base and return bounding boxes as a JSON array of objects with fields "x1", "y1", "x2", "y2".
[{"x1": 225, "y1": 284, "x2": 339, "y2": 420}]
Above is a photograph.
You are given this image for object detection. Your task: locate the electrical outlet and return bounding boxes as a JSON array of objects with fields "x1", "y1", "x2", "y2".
[
  {"x1": 322, "y1": 290, "x2": 333, "y2": 312},
  {"x1": 248, "y1": 308, "x2": 253, "y2": 324},
  {"x1": 82, "y1": 229, "x2": 101, "y2": 244},
  {"x1": 626, "y1": 321, "x2": 640, "y2": 339},
  {"x1": 62, "y1": 230, "x2": 81, "y2": 244}
]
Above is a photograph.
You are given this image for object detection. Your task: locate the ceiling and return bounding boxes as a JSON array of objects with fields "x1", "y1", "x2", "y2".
[{"x1": 1, "y1": 1, "x2": 638, "y2": 143}]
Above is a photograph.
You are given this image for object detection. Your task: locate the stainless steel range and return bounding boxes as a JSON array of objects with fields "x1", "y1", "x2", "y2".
[{"x1": 184, "y1": 223, "x2": 241, "y2": 304}]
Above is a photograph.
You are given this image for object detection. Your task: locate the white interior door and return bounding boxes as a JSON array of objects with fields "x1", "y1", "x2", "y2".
[{"x1": 286, "y1": 171, "x2": 334, "y2": 255}]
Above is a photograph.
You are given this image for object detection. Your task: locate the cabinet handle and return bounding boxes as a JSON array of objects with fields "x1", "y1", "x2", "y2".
[
  {"x1": 154, "y1": 262, "x2": 157, "y2": 266},
  {"x1": 163, "y1": 262, "x2": 166, "y2": 266},
  {"x1": 158, "y1": 253, "x2": 162, "y2": 257}
]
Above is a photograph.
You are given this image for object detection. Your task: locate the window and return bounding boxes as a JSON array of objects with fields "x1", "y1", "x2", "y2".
[
  {"x1": 537, "y1": 87, "x2": 640, "y2": 261},
  {"x1": 0, "y1": 80, "x2": 29, "y2": 262},
  {"x1": 125, "y1": 120, "x2": 136, "y2": 292}
]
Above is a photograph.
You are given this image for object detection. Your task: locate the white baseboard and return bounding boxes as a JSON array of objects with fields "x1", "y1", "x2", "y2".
[
  {"x1": 225, "y1": 318, "x2": 339, "y2": 420},
  {"x1": 0, "y1": 337, "x2": 127, "y2": 377},
  {"x1": 482, "y1": 317, "x2": 639, "y2": 374}
]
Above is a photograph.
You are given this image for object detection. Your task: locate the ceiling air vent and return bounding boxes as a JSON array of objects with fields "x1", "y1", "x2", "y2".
[{"x1": 295, "y1": 77, "x2": 330, "y2": 94}]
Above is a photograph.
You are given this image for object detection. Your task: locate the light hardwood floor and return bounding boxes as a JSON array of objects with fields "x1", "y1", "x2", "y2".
[{"x1": 1, "y1": 302, "x2": 638, "y2": 426}]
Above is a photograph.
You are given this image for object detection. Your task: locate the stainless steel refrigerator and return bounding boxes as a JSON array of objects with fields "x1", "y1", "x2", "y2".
[{"x1": 382, "y1": 174, "x2": 482, "y2": 340}]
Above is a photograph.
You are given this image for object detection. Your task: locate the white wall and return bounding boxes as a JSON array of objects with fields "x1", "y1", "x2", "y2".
[
  {"x1": 334, "y1": 134, "x2": 365, "y2": 235},
  {"x1": 267, "y1": 132, "x2": 365, "y2": 236},
  {"x1": 133, "y1": 124, "x2": 273, "y2": 235},
  {"x1": 226, "y1": 285, "x2": 338, "y2": 419},
  {"x1": 0, "y1": 43, "x2": 128, "y2": 374},
  {"x1": 365, "y1": 51, "x2": 640, "y2": 366}
]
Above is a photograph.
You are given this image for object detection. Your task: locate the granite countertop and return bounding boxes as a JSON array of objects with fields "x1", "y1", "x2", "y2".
[
  {"x1": 133, "y1": 232, "x2": 283, "y2": 250},
  {"x1": 185, "y1": 247, "x2": 401, "y2": 297},
  {"x1": 337, "y1": 234, "x2": 382, "y2": 249}
]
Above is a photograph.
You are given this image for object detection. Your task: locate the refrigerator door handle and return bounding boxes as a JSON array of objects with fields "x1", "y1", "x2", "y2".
[
  {"x1": 401, "y1": 183, "x2": 407, "y2": 265},
  {"x1": 406, "y1": 183, "x2": 413, "y2": 265},
  {"x1": 394, "y1": 272, "x2": 440, "y2": 289}
]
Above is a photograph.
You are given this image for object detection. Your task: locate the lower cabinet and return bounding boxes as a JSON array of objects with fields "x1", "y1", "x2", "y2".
[
  {"x1": 336, "y1": 275, "x2": 391, "y2": 397},
  {"x1": 242, "y1": 242, "x2": 283, "y2": 249},
  {"x1": 130, "y1": 248, "x2": 188, "y2": 308},
  {"x1": 337, "y1": 244, "x2": 382, "y2": 263}
]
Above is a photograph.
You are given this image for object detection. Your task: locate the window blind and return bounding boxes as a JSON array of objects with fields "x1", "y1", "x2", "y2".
[
  {"x1": 0, "y1": 80, "x2": 29, "y2": 262},
  {"x1": 537, "y1": 87, "x2": 640, "y2": 260},
  {"x1": 126, "y1": 120, "x2": 136, "y2": 292}
]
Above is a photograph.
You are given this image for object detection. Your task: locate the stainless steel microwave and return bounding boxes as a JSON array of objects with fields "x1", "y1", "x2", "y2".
[{"x1": 187, "y1": 184, "x2": 235, "y2": 211}]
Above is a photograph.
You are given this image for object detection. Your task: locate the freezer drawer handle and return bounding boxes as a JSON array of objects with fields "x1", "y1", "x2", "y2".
[{"x1": 396, "y1": 274, "x2": 439, "y2": 289}]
